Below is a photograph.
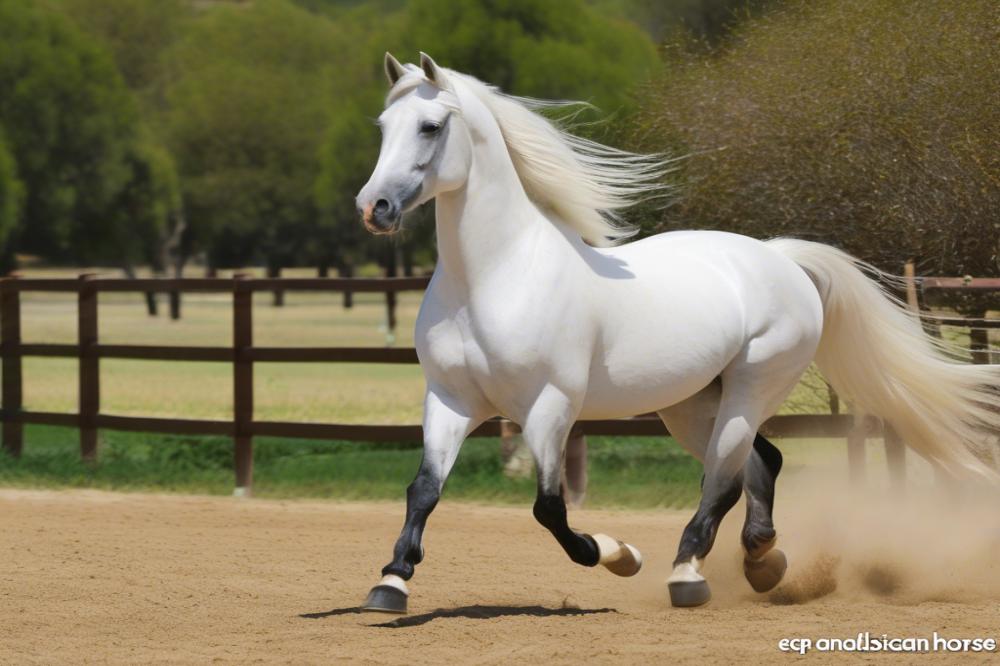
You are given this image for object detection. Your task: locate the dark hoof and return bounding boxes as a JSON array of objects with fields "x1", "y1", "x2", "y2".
[
  {"x1": 361, "y1": 585, "x2": 408, "y2": 614},
  {"x1": 744, "y1": 548, "x2": 787, "y2": 593},
  {"x1": 668, "y1": 579, "x2": 711, "y2": 607}
]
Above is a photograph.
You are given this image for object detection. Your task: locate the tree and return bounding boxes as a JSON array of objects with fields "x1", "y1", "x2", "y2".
[
  {"x1": 0, "y1": 0, "x2": 140, "y2": 266},
  {"x1": 0, "y1": 130, "x2": 22, "y2": 260},
  {"x1": 53, "y1": 0, "x2": 189, "y2": 97},
  {"x1": 595, "y1": 0, "x2": 773, "y2": 45},
  {"x1": 161, "y1": 0, "x2": 363, "y2": 271},
  {"x1": 314, "y1": 98, "x2": 379, "y2": 282},
  {"x1": 311, "y1": 0, "x2": 664, "y2": 280},
  {"x1": 637, "y1": 0, "x2": 999, "y2": 280},
  {"x1": 387, "y1": 0, "x2": 659, "y2": 113}
]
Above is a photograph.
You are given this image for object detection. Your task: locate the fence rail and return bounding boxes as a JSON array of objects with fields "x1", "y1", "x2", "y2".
[{"x1": 0, "y1": 273, "x2": 996, "y2": 493}]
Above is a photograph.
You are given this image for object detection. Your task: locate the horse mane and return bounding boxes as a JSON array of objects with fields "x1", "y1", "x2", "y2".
[{"x1": 387, "y1": 67, "x2": 673, "y2": 247}]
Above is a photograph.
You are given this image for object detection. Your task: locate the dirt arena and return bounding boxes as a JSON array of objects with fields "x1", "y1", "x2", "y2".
[{"x1": 3, "y1": 480, "x2": 1000, "y2": 664}]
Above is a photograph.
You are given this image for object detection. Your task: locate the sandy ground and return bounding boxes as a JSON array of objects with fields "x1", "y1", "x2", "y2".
[{"x1": 3, "y1": 485, "x2": 1000, "y2": 665}]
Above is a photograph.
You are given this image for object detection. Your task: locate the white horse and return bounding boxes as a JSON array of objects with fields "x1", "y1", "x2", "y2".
[{"x1": 354, "y1": 52, "x2": 1000, "y2": 613}]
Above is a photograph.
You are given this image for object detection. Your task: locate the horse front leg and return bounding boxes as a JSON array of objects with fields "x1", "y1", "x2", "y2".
[
  {"x1": 523, "y1": 388, "x2": 643, "y2": 578},
  {"x1": 361, "y1": 390, "x2": 479, "y2": 614}
]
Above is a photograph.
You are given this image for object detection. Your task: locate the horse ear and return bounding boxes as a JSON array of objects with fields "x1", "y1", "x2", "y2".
[
  {"x1": 384, "y1": 52, "x2": 405, "y2": 86},
  {"x1": 419, "y1": 52, "x2": 445, "y2": 86}
]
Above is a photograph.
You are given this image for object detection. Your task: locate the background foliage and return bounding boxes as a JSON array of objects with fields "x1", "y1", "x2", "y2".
[
  {"x1": 0, "y1": 0, "x2": 993, "y2": 281},
  {"x1": 636, "y1": 0, "x2": 999, "y2": 279},
  {"x1": 0, "y1": 0, "x2": 140, "y2": 269}
]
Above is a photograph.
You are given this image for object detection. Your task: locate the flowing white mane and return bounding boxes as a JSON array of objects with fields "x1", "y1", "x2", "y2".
[{"x1": 388, "y1": 67, "x2": 673, "y2": 246}]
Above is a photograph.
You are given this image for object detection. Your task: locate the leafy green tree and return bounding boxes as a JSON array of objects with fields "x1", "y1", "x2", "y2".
[
  {"x1": 0, "y1": 0, "x2": 139, "y2": 265},
  {"x1": 314, "y1": 98, "x2": 379, "y2": 277},
  {"x1": 387, "y1": 0, "x2": 659, "y2": 112},
  {"x1": 311, "y1": 0, "x2": 663, "y2": 279},
  {"x1": 103, "y1": 137, "x2": 182, "y2": 270},
  {"x1": 162, "y1": 0, "x2": 363, "y2": 270},
  {"x1": 53, "y1": 0, "x2": 189, "y2": 97},
  {"x1": 0, "y1": 130, "x2": 22, "y2": 260}
]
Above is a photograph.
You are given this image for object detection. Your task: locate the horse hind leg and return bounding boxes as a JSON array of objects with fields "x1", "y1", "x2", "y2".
[
  {"x1": 657, "y1": 382, "x2": 730, "y2": 606},
  {"x1": 742, "y1": 434, "x2": 788, "y2": 593},
  {"x1": 665, "y1": 354, "x2": 806, "y2": 608}
]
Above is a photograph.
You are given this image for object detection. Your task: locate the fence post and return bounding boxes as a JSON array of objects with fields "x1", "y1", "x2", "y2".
[
  {"x1": 884, "y1": 424, "x2": 906, "y2": 493},
  {"x1": 233, "y1": 273, "x2": 253, "y2": 496},
  {"x1": 1, "y1": 276, "x2": 23, "y2": 457},
  {"x1": 846, "y1": 410, "x2": 866, "y2": 485},
  {"x1": 78, "y1": 274, "x2": 99, "y2": 461},
  {"x1": 884, "y1": 262, "x2": 916, "y2": 488},
  {"x1": 903, "y1": 261, "x2": 920, "y2": 312}
]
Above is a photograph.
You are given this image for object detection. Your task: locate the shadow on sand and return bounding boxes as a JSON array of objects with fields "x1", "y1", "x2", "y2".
[{"x1": 299, "y1": 604, "x2": 617, "y2": 628}]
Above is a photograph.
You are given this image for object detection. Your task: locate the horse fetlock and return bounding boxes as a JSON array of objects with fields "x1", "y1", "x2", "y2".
[
  {"x1": 741, "y1": 524, "x2": 777, "y2": 559},
  {"x1": 592, "y1": 533, "x2": 643, "y2": 577},
  {"x1": 744, "y1": 548, "x2": 787, "y2": 593},
  {"x1": 406, "y1": 543, "x2": 425, "y2": 565},
  {"x1": 381, "y1": 560, "x2": 415, "y2": 581}
]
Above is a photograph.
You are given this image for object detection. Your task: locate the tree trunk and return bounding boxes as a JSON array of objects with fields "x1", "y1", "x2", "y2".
[
  {"x1": 317, "y1": 264, "x2": 329, "y2": 278},
  {"x1": 161, "y1": 208, "x2": 189, "y2": 321},
  {"x1": 123, "y1": 264, "x2": 158, "y2": 316},
  {"x1": 0, "y1": 243, "x2": 16, "y2": 276},
  {"x1": 267, "y1": 264, "x2": 284, "y2": 306},
  {"x1": 170, "y1": 254, "x2": 186, "y2": 320},
  {"x1": 338, "y1": 259, "x2": 354, "y2": 309},
  {"x1": 384, "y1": 248, "x2": 398, "y2": 338},
  {"x1": 402, "y1": 243, "x2": 414, "y2": 277},
  {"x1": 169, "y1": 286, "x2": 181, "y2": 320},
  {"x1": 826, "y1": 381, "x2": 839, "y2": 415}
]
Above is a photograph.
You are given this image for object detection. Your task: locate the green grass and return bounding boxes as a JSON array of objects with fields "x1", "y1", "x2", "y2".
[{"x1": 0, "y1": 425, "x2": 706, "y2": 508}]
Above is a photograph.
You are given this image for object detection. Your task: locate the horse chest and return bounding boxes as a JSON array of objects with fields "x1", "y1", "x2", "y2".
[{"x1": 416, "y1": 287, "x2": 586, "y2": 416}]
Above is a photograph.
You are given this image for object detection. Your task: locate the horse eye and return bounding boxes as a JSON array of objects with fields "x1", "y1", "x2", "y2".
[{"x1": 420, "y1": 121, "x2": 442, "y2": 135}]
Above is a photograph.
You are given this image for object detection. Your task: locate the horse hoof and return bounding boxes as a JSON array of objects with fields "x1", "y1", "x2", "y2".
[
  {"x1": 593, "y1": 534, "x2": 643, "y2": 577},
  {"x1": 361, "y1": 577, "x2": 409, "y2": 614},
  {"x1": 744, "y1": 548, "x2": 787, "y2": 593},
  {"x1": 668, "y1": 579, "x2": 711, "y2": 607}
]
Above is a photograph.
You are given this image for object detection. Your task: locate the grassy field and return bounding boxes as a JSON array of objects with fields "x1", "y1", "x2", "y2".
[
  {"x1": 0, "y1": 265, "x2": 992, "y2": 505},
  {"x1": 16, "y1": 266, "x2": 427, "y2": 423},
  {"x1": 0, "y1": 426, "x2": 710, "y2": 507},
  {"x1": 12, "y1": 267, "x2": 848, "y2": 422},
  {"x1": 0, "y1": 425, "x2": 863, "y2": 508}
]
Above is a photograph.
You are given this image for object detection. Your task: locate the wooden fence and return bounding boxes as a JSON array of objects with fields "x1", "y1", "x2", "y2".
[{"x1": 0, "y1": 274, "x2": 997, "y2": 494}]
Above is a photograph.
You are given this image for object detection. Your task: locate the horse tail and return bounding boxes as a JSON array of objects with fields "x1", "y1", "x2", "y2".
[{"x1": 768, "y1": 238, "x2": 1000, "y2": 482}]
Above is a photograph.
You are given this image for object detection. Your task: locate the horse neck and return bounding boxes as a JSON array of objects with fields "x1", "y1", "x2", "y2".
[{"x1": 433, "y1": 130, "x2": 556, "y2": 293}]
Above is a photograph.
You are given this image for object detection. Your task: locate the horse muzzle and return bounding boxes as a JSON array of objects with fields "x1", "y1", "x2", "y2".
[{"x1": 358, "y1": 197, "x2": 402, "y2": 235}]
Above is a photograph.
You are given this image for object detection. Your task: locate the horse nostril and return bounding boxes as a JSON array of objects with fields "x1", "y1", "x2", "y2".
[{"x1": 374, "y1": 199, "x2": 390, "y2": 215}]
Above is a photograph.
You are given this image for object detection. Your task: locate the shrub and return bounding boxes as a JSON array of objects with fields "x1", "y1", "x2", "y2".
[{"x1": 637, "y1": 0, "x2": 999, "y2": 278}]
